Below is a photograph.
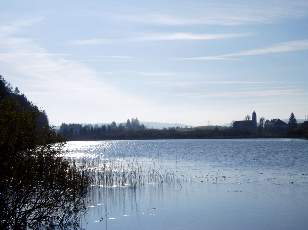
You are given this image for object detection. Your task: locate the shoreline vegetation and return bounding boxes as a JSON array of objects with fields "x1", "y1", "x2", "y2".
[
  {"x1": 0, "y1": 76, "x2": 90, "y2": 229},
  {"x1": 59, "y1": 118, "x2": 308, "y2": 142}
]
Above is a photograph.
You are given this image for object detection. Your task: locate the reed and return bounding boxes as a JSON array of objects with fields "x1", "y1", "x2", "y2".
[{"x1": 65, "y1": 155, "x2": 182, "y2": 189}]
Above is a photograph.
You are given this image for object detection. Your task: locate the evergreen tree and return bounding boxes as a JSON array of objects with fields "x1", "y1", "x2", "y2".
[{"x1": 288, "y1": 112, "x2": 297, "y2": 130}]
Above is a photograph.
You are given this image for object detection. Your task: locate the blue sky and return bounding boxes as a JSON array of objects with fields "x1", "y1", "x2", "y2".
[{"x1": 1, "y1": 0, "x2": 308, "y2": 126}]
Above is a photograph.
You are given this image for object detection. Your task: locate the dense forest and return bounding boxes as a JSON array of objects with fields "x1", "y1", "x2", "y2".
[{"x1": 0, "y1": 76, "x2": 89, "y2": 229}]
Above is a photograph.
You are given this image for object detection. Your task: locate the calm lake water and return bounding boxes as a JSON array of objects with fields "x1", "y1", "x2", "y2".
[{"x1": 64, "y1": 139, "x2": 308, "y2": 230}]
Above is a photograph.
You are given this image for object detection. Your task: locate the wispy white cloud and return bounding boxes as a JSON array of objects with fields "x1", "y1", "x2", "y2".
[
  {"x1": 0, "y1": 17, "x2": 44, "y2": 35},
  {"x1": 71, "y1": 32, "x2": 249, "y2": 45},
  {"x1": 149, "y1": 80, "x2": 277, "y2": 86},
  {"x1": 120, "y1": 13, "x2": 264, "y2": 26},
  {"x1": 89, "y1": 71, "x2": 176, "y2": 77},
  {"x1": 136, "y1": 33, "x2": 249, "y2": 41},
  {"x1": 0, "y1": 52, "x2": 69, "y2": 60},
  {"x1": 180, "y1": 39, "x2": 308, "y2": 61},
  {"x1": 136, "y1": 72, "x2": 176, "y2": 77},
  {"x1": 73, "y1": 55, "x2": 135, "y2": 62},
  {"x1": 117, "y1": 1, "x2": 308, "y2": 26},
  {"x1": 175, "y1": 88, "x2": 306, "y2": 98},
  {"x1": 147, "y1": 80, "x2": 304, "y2": 97},
  {"x1": 0, "y1": 19, "x2": 159, "y2": 124},
  {"x1": 71, "y1": 38, "x2": 113, "y2": 45}
]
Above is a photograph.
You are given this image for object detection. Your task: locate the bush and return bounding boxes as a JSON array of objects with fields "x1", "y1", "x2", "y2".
[{"x1": 0, "y1": 76, "x2": 90, "y2": 229}]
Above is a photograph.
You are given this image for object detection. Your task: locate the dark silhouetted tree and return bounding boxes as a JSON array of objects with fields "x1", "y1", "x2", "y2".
[
  {"x1": 0, "y1": 76, "x2": 89, "y2": 229},
  {"x1": 288, "y1": 112, "x2": 297, "y2": 130},
  {"x1": 126, "y1": 119, "x2": 131, "y2": 129},
  {"x1": 258, "y1": 117, "x2": 265, "y2": 135}
]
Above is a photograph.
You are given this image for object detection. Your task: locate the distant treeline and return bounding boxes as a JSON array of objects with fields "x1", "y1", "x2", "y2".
[{"x1": 59, "y1": 118, "x2": 308, "y2": 141}]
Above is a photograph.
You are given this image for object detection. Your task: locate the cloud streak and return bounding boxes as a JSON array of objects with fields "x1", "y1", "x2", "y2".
[
  {"x1": 0, "y1": 17, "x2": 44, "y2": 35},
  {"x1": 71, "y1": 32, "x2": 249, "y2": 45},
  {"x1": 117, "y1": 1, "x2": 308, "y2": 26},
  {"x1": 0, "y1": 19, "x2": 158, "y2": 125},
  {"x1": 175, "y1": 88, "x2": 306, "y2": 99},
  {"x1": 180, "y1": 39, "x2": 308, "y2": 61},
  {"x1": 73, "y1": 55, "x2": 135, "y2": 62}
]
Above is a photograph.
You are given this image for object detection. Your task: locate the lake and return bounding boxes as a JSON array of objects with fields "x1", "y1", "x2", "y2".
[{"x1": 63, "y1": 139, "x2": 308, "y2": 230}]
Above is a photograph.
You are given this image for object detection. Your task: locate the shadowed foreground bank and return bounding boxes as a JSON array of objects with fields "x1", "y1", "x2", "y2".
[{"x1": 0, "y1": 76, "x2": 90, "y2": 229}]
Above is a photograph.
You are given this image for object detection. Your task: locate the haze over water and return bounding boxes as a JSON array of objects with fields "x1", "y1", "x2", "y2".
[{"x1": 64, "y1": 139, "x2": 308, "y2": 230}]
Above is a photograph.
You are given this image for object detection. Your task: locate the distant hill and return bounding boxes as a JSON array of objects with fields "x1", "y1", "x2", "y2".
[{"x1": 142, "y1": 121, "x2": 190, "y2": 129}]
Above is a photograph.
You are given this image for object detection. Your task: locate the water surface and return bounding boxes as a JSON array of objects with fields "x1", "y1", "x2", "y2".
[{"x1": 64, "y1": 139, "x2": 308, "y2": 230}]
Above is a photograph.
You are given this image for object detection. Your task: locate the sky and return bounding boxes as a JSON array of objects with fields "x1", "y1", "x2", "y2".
[{"x1": 1, "y1": 0, "x2": 308, "y2": 126}]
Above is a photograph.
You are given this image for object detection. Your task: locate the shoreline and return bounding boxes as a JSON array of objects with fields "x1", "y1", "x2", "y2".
[{"x1": 64, "y1": 137, "x2": 308, "y2": 141}]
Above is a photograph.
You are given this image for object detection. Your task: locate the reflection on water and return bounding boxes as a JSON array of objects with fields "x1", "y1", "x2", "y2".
[{"x1": 64, "y1": 139, "x2": 308, "y2": 230}]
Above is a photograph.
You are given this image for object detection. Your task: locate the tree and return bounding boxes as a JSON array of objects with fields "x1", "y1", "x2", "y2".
[
  {"x1": 259, "y1": 117, "x2": 265, "y2": 129},
  {"x1": 110, "y1": 121, "x2": 117, "y2": 130},
  {"x1": 258, "y1": 117, "x2": 265, "y2": 135},
  {"x1": 126, "y1": 119, "x2": 131, "y2": 129},
  {"x1": 0, "y1": 76, "x2": 89, "y2": 229},
  {"x1": 288, "y1": 112, "x2": 297, "y2": 130},
  {"x1": 14, "y1": 87, "x2": 20, "y2": 95}
]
